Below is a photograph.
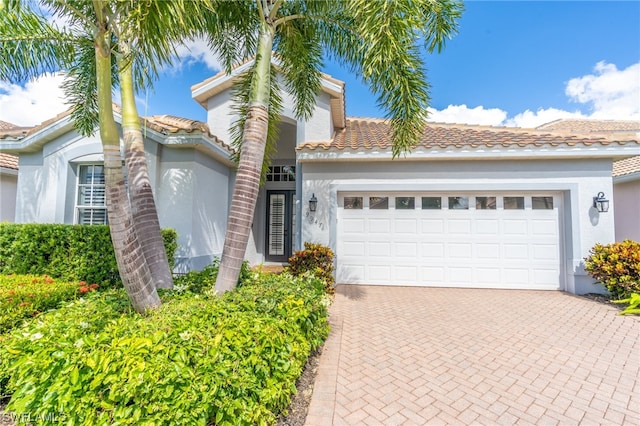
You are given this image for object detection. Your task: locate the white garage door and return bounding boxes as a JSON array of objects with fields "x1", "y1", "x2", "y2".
[{"x1": 337, "y1": 193, "x2": 562, "y2": 290}]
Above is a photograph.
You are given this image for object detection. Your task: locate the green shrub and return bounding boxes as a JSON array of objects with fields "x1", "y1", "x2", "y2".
[
  {"x1": 0, "y1": 224, "x2": 178, "y2": 287},
  {"x1": 0, "y1": 274, "x2": 93, "y2": 334},
  {"x1": 173, "y1": 259, "x2": 251, "y2": 294},
  {"x1": 0, "y1": 273, "x2": 330, "y2": 425},
  {"x1": 584, "y1": 240, "x2": 640, "y2": 297},
  {"x1": 612, "y1": 293, "x2": 640, "y2": 315},
  {"x1": 286, "y1": 242, "x2": 335, "y2": 294}
]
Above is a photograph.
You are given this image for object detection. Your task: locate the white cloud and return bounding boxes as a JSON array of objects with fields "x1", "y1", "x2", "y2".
[
  {"x1": 0, "y1": 74, "x2": 67, "y2": 126},
  {"x1": 427, "y1": 104, "x2": 507, "y2": 126},
  {"x1": 565, "y1": 61, "x2": 640, "y2": 120},
  {"x1": 427, "y1": 61, "x2": 640, "y2": 127},
  {"x1": 172, "y1": 38, "x2": 222, "y2": 72},
  {"x1": 504, "y1": 108, "x2": 585, "y2": 128}
]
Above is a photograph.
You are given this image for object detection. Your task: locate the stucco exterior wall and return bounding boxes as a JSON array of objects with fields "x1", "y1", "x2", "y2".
[
  {"x1": 0, "y1": 170, "x2": 17, "y2": 222},
  {"x1": 157, "y1": 147, "x2": 231, "y2": 272},
  {"x1": 300, "y1": 158, "x2": 615, "y2": 295},
  {"x1": 613, "y1": 179, "x2": 640, "y2": 241}
]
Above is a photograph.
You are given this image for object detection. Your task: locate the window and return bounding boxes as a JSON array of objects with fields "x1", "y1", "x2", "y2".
[
  {"x1": 422, "y1": 197, "x2": 442, "y2": 210},
  {"x1": 76, "y1": 164, "x2": 107, "y2": 224},
  {"x1": 504, "y1": 196, "x2": 525, "y2": 210},
  {"x1": 344, "y1": 197, "x2": 363, "y2": 209},
  {"x1": 266, "y1": 165, "x2": 296, "y2": 182},
  {"x1": 369, "y1": 196, "x2": 388, "y2": 209},
  {"x1": 448, "y1": 196, "x2": 469, "y2": 210},
  {"x1": 476, "y1": 196, "x2": 496, "y2": 210},
  {"x1": 395, "y1": 197, "x2": 415, "y2": 209},
  {"x1": 532, "y1": 196, "x2": 554, "y2": 210}
]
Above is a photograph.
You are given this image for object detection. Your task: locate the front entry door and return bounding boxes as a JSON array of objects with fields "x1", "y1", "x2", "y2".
[{"x1": 266, "y1": 190, "x2": 296, "y2": 262}]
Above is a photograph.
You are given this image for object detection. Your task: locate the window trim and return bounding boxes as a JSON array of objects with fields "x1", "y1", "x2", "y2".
[{"x1": 75, "y1": 163, "x2": 108, "y2": 225}]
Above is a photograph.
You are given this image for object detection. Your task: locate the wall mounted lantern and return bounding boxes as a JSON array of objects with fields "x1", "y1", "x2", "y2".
[
  {"x1": 309, "y1": 193, "x2": 318, "y2": 212},
  {"x1": 593, "y1": 192, "x2": 609, "y2": 213}
]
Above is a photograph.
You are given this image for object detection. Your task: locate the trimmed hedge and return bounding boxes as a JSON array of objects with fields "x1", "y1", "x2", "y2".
[
  {"x1": 0, "y1": 271, "x2": 330, "y2": 425},
  {"x1": 0, "y1": 224, "x2": 178, "y2": 288}
]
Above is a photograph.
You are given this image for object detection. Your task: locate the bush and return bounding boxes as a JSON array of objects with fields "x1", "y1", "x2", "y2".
[
  {"x1": 0, "y1": 224, "x2": 178, "y2": 288},
  {"x1": 173, "y1": 259, "x2": 251, "y2": 294},
  {"x1": 0, "y1": 274, "x2": 95, "y2": 334},
  {"x1": 584, "y1": 240, "x2": 640, "y2": 297},
  {"x1": 286, "y1": 242, "x2": 335, "y2": 294},
  {"x1": 0, "y1": 272, "x2": 330, "y2": 425}
]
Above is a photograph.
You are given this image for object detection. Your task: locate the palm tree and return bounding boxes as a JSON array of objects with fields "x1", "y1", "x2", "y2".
[
  {"x1": 208, "y1": 0, "x2": 463, "y2": 293},
  {"x1": 0, "y1": 1, "x2": 167, "y2": 312}
]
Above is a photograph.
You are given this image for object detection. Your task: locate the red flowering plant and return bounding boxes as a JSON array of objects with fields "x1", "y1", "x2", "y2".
[{"x1": 0, "y1": 274, "x2": 85, "y2": 333}]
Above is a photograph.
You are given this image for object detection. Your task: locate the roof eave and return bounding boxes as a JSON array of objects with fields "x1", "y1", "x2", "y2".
[
  {"x1": 613, "y1": 171, "x2": 640, "y2": 183},
  {"x1": 0, "y1": 115, "x2": 75, "y2": 154},
  {"x1": 296, "y1": 146, "x2": 640, "y2": 163}
]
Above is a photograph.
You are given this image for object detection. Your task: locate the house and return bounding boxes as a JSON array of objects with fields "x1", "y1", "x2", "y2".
[
  {"x1": 1, "y1": 67, "x2": 638, "y2": 294},
  {"x1": 0, "y1": 119, "x2": 28, "y2": 222},
  {"x1": 536, "y1": 119, "x2": 640, "y2": 242}
]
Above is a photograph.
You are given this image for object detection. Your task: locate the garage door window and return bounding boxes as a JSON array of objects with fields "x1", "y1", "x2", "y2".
[
  {"x1": 448, "y1": 196, "x2": 469, "y2": 210},
  {"x1": 395, "y1": 197, "x2": 415, "y2": 209},
  {"x1": 476, "y1": 196, "x2": 496, "y2": 210},
  {"x1": 532, "y1": 196, "x2": 554, "y2": 210},
  {"x1": 422, "y1": 197, "x2": 442, "y2": 209},
  {"x1": 370, "y1": 197, "x2": 388, "y2": 209},
  {"x1": 504, "y1": 196, "x2": 525, "y2": 210},
  {"x1": 344, "y1": 197, "x2": 363, "y2": 209}
]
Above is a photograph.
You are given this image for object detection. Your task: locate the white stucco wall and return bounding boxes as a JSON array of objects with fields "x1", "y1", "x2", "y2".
[
  {"x1": 300, "y1": 158, "x2": 616, "y2": 295},
  {"x1": 0, "y1": 170, "x2": 17, "y2": 222},
  {"x1": 613, "y1": 179, "x2": 640, "y2": 241},
  {"x1": 157, "y1": 147, "x2": 231, "y2": 272}
]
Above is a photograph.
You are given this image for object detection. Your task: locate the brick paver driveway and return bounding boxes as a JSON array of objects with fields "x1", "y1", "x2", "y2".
[{"x1": 305, "y1": 286, "x2": 640, "y2": 425}]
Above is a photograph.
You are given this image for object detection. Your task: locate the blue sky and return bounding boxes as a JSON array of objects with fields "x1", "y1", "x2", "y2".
[{"x1": 1, "y1": 1, "x2": 639, "y2": 128}]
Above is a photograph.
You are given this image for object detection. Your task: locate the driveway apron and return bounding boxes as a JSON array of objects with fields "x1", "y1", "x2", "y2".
[{"x1": 305, "y1": 286, "x2": 640, "y2": 425}]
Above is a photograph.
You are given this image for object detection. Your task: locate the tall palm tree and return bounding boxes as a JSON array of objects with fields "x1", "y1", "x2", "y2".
[
  {"x1": 207, "y1": 0, "x2": 463, "y2": 293},
  {"x1": 0, "y1": 1, "x2": 169, "y2": 312}
]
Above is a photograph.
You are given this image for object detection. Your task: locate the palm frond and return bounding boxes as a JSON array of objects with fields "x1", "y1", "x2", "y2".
[
  {"x1": 0, "y1": 7, "x2": 75, "y2": 82},
  {"x1": 274, "y1": 12, "x2": 323, "y2": 121}
]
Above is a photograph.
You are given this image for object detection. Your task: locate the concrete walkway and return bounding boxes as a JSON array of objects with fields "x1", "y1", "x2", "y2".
[{"x1": 305, "y1": 286, "x2": 640, "y2": 425}]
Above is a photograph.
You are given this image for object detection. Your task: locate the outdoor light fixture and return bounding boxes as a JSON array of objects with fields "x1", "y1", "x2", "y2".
[
  {"x1": 593, "y1": 192, "x2": 610, "y2": 213},
  {"x1": 309, "y1": 193, "x2": 318, "y2": 212}
]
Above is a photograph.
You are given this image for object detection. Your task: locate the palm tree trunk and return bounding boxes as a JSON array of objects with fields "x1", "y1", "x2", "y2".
[
  {"x1": 95, "y1": 30, "x2": 160, "y2": 313},
  {"x1": 215, "y1": 21, "x2": 274, "y2": 294},
  {"x1": 119, "y1": 47, "x2": 174, "y2": 290}
]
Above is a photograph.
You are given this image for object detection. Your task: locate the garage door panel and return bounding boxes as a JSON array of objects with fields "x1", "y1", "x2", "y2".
[
  {"x1": 369, "y1": 219, "x2": 391, "y2": 233},
  {"x1": 421, "y1": 219, "x2": 445, "y2": 233},
  {"x1": 396, "y1": 242, "x2": 418, "y2": 257},
  {"x1": 476, "y1": 219, "x2": 499, "y2": 234},
  {"x1": 449, "y1": 243, "x2": 472, "y2": 258},
  {"x1": 421, "y1": 242, "x2": 445, "y2": 258},
  {"x1": 448, "y1": 219, "x2": 472, "y2": 234},
  {"x1": 337, "y1": 193, "x2": 561, "y2": 290},
  {"x1": 395, "y1": 219, "x2": 418, "y2": 233},
  {"x1": 369, "y1": 241, "x2": 391, "y2": 256},
  {"x1": 476, "y1": 243, "x2": 500, "y2": 259},
  {"x1": 503, "y1": 220, "x2": 528, "y2": 235}
]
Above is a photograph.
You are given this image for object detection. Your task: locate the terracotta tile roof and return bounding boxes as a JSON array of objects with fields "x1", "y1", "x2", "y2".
[
  {"x1": 142, "y1": 114, "x2": 234, "y2": 153},
  {"x1": 0, "y1": 153, "x2": 18, "y2": 170},
  {"x1": 537, "y1": 119, "x2": 640, "y2": 178},
  {"x1": 537, "y1": 119, "x2": 640, "y2": 134},
  {"x1": 297, "y1": 118, "x2": 640, "y2": 152},
  {"x1": 0, "y1": 106, "x2": 233, "y2": 154},
  {"x1": 613, "y1": 155, "x2": 640, "y2": 178}
]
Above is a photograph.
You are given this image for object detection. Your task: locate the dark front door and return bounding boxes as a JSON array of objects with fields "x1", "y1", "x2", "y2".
[{"x1": 266, "y1": 190, "x2": 296, "y2": 262}]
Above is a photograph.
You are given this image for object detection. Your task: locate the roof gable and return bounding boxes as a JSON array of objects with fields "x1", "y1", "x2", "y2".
[{"x1": 191, "y1": 57, "x2": 346, "y2": 129}]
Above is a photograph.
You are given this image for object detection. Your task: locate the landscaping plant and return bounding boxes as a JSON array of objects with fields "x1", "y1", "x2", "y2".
[
  {"x1": 584, "y1": 239, "x2": 640, "y2": 297},
  {"x1": 286, "y1": 242, "x2": 335, "y2": 294},
  {"x1": 0, "y1": 274, "x2": 94, "y2": 334},
  {"x1": 0, "y1": 271, "x2": 329, "y2": 425},
  {"x1": 612, "y1": 293, "x2": 640, "y2": 315}
]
